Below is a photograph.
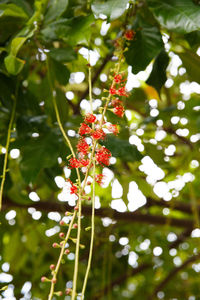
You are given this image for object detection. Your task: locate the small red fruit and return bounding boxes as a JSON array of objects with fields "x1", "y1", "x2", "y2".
[{"x1": 50, "y1": 264, "x2": 55, "y2": 270}]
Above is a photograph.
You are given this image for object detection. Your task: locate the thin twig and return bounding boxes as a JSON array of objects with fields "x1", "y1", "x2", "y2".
[{"x1": 0, "y1": 87, "x2": 17, "y2": 211}]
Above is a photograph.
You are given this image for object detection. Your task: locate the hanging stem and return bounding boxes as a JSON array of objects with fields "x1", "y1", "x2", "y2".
[
  {"x1": 81, "y1": 160, "x2": 96, "y2": 299},
  {"x1": 46, "y1": 56, "x2": 82, "y2": 298},
  {"x1": 48, "y1": 212, "x2": 77, "y2": 300},
  {"x1": 0, "y1": 92, "x2": 17, "y2": 211},
  {"x1": 81, "y1": 63, "x2": 96, "y2": 299},
  {"x1": 72, "y1": 61, "x2": 94, "y2": 300}
]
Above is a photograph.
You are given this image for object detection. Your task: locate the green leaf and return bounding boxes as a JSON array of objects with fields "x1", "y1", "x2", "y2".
[
  {"x1": 102, "y1": 136, "x2": 143, "y2": 162},
  {"x1": 147, "y1": 0, "x2": 200, "y2": 33},
  {"x1": 41, "y1": 15, "x2": 94, "y2": 45},
  {"x1": 66, "y1": 15, "x2": 95, "y2": 46},
  {"x1": 49, "y1": 47, "x2": 77, "y2": 62},
  {"x1": 44, "y1": 0, "x2": 68, "y2": 24},
  {"x1": 125, "y1": 18, "x2": 163, "y2": 73},
  {"x1": 20, "y1": 132, "x2": 60, "y2": 183},
  {"x1": 10, "y1": 36, "x2": 27, "y2": 56},
  {"x1": 91, "y1": 0, "x2": 129, "y2": 20},
  {"x1": 54, "y1": 88, "x2": 69, "y2": 124},
  {"x1": 185, "y1": 31, "x2": 200, "y2": 50},
  {"x1": 49, "y1": 57, "x2": 70, "y2": 85},
  {"x1": 4, "y1": 54, "x2": 25, "y2": 75},
  {"x1": 146, "y1": 49, "x2": 169, "y2": 94},
  {"x1": 0, "y1": 3, "x2": 28, "y2": 19},
  {"x1": 41, "y1": 18, "x2": 71, "y2": 42},
  {"x1": 178, "y1": 49, "x2": 200, "y2": 84}
]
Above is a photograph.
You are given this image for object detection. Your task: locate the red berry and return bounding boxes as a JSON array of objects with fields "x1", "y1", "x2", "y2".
[
  {"x1": 113, "y1": 105, "x2": 124, "y2": 117},
  {"x1": 91, "y1": 129, "x2": 106, "y2": 140},
  {"x1": 50, "y1": 264, "x2": 55, "y2": 270},
  {"x1": 76, "y1": 138, "x2": 89, "y2": 155},
  {"x1": 95, "y1": 146, "x2": 111, "y2": 166},
  {"x1": 124, "y1": 29, "x2": 135, "y2": 40},
  {"x1": 51, "y1": 278, "x2": 57, "y2": 284},
  {"x1": 41, "y1": 276, "x2": 47, "y2": 282},
  {"x1": 79, "y1": 123, "x2": 92, "y2": 135},
  {"x1": 111, "y1": 98, "x2": 122, "y2": 107},
  {"x1": 107, "y1": 124, "x2": 119, "y2": 135},
  {"x1": 80, "y1": 158, "x2": 90, "y2": 167},
  {"x1": 65, "y1": 249, "x2": 70, "y2": 255},
  {"x1": 73, "y1": 223, "x2": 78, "y2": 229},
  {"x1": 95, "y1": 174, "x2": 105, "y2": 185},
  {"x1": 84, "y1": 113, "x2": 96, "y2": 123},
  {"x1": 59, "y1": 232, "x2": 65, "y2": 239},
  {"x1": 118, "y1": 86, "x2": 128, "y2": 97},
  {"x1": 114, "y1": 74, "x2": 122, "y2": 83},
  {"x1": 66, "y1": 288, "x2": 71, "y2": 295},
  {"x1": 109, "y1": 87, "x2": 117, "y2": 95},
  {"x1": 69, "y1": 157, "x2": 81, "y2": 168},
  {"x1": 60, "y1": 220, "x2": 65, "y2": 226},
  {"x1": 70, "y1": 184, "x2": 78, "y2": 195},
  {"x1": 52, "y1": 243, "x2": 59, "y2": 248}
]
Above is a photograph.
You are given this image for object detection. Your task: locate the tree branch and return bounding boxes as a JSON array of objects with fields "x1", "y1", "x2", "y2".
[
  {"x1": 145, "y1": 197, "x2": 199, "y2": 215},
  {"x1": 94, "y1": 263, "x2": 152, "y2": 300},
  {"x1": 3, "y1": 197, "x2": 194, "y2": 229},
  {"x1": 169, "y1": 228, "x2": 193, "y2": 249},
  {"x1": 149, "y1": 253, "x2": 200, "y2": 299}
]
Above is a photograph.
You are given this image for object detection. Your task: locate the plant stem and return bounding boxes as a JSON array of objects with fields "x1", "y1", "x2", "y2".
[
  {"x1": 48, "y1": 212, "x2": 77, "y2": 300},
  {"x1": 72, "y1": 61, "x2": 94, "y2": 300},
  {"x1": 46, "y1": 56, "x2": 81, "y2": 183},
  {"x1": 71, "y1": 190, "x2": 82, "y2": 300},
  {"x1": 81, "y1": 161, "x2": 96, "y2": 299},
  {"x1": 46, "y1": 56, "x2": 82, "y2": 298},
  {"x1": 0, "y1": 93, "x2": 17, "y2": 211}
]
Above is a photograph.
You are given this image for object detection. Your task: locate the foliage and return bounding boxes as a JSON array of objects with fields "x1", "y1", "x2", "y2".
[{"x1": 0, "y1": 0, "x2": 200, "y2": 299}]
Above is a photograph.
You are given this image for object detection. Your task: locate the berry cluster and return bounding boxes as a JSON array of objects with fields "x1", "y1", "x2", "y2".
[{"x1": 43, "y1": 28, "x2": 135, "y2": 300}]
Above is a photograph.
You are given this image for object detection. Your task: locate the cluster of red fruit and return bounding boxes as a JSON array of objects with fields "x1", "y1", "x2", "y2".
[
  {"x1": 109, "y1": 73, "x2": 129, "y2": 117},
  {"x1": 67, "y1": 69, "x2": 129, "y2": 191}
]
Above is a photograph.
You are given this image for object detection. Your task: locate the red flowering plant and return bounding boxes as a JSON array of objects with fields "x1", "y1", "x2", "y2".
[{"x1": 41, "y1": 26, "x2": 135, "y2": 300}]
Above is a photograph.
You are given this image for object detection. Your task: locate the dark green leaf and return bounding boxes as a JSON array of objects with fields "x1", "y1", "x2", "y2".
[
  {"x1": 9, "y1": 0, "x2": 33, "y2": 17},
  {"x1": 0, "y1": 3, "x2": 28, "y2": 19},
  {"x1": 146, "y1": 49, "x2": 169, "y2": 94},
  {"x1": 102, "y1": 136, "x2": 143, "y2": 162},
  {"x1": 41, "y1": 15, "x2": 94, "y2": 45},
  {"x1": 41, "y1": 18, "x2": 71, "y2": 42},
  {"x1": 49, "y1": 47, "x2": 76, "y2": 62},
  {"x1": 49, "y1": 57, "x2": 70, "y2": 85},
  {"x1": 0, "y1": 73, "x2": 15, "y2": 109},
  {"x1": 178, "y1": 49, "x2": 200, "y2": 84},
  {"x1": 66, "y1": 15, "x2": 95, "y2": 46},
  {"x1": 91, "y1": 0, "x2": 129, "y2": 20},
  {"x1": 147, "y1": 0, "x2": 200, "y2": 33},
  {"x1": 185, "y1": 31, "x2": 200, "y2": 50},
  {"x1": 20, "y1": 132, "x2": 60, "y2": 183},
  {"x1": 125, "y1": 18, "x2": 163, "y2": 73},
  {"x1": 54, "y1": 88, "x2": 69, "y2": 124},
  {"x1": 44, "y1": 0, "x2": 68, "y2": 24}
]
